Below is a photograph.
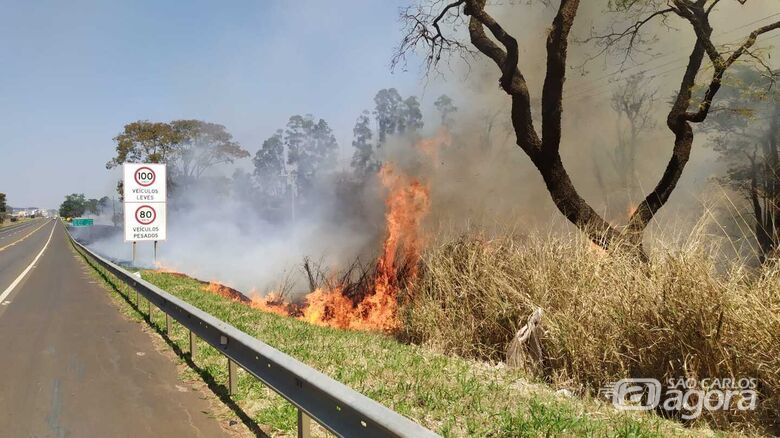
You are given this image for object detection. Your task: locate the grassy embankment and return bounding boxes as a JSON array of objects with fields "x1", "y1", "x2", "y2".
[
  {"x1": 72, "y1": 242, "x2": 725, "y2": 437},
  {"x1": 403, "y1": 232, "x2": 779, "y2": 435}
]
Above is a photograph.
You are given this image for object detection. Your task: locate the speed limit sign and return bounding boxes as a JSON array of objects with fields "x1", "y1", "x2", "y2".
[
  {"x1": 135, "y1": 205, "x2": 157, "y2": 225},
  {"x1": 123, "y1": 163, "x2": 166, "y2": 203},
  {"x1": 124, "y1": 203, "x2": 166, "y2": 241},
  {"x1": 134, "y1": 167, "x2": 156, "y2": 187},
  {"x1": 124, "y1": 163, "x2": 167, "y2": 242}
]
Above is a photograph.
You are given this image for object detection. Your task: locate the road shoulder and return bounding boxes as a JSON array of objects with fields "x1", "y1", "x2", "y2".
[{"x1": 70, "y1": 236, "x2": 255, "y2": 438}]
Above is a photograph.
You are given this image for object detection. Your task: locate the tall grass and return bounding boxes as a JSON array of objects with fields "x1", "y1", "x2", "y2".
[{"x1": 400, "y1": 227, "x2": 780, "y2": 433}]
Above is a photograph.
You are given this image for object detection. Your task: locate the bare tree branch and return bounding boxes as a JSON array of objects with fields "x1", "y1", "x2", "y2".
[{"x1": 686, "y1": 20, "x2": 780, "y2": 122}]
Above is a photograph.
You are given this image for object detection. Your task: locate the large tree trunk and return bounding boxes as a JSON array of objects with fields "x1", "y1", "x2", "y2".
[{"x1": 413, "y1": 0, "x2": 780, "y2": 259}]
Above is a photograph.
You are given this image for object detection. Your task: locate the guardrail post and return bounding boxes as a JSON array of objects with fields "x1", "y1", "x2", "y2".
[
  {"x1": 147, "y1": 299, "x2": 152, "y2": 319},
  {"x1": 189, "y1": 330, "x2": 197, "y2": 358},
  {"x1": 297, "y1": 409, "x2": 311, "y2": 438},
  {"x1": 228, "y1": 358, "x2": 238, "y2": 395},
  {"x1": 135, "y1": 290, "x2": 139, "y2": 307},
  {"x1": 165, "y1": 312, "x2": 172, "y2": 335}
]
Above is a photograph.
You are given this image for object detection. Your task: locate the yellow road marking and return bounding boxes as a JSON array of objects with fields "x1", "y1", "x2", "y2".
[{"x1": 0, "y1": 220, "x2": 53, "y2": 253}]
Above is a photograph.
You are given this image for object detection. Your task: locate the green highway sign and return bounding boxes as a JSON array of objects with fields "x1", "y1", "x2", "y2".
[{"x1": 72, "y1": 218, "x2": 94, "y2": 227}]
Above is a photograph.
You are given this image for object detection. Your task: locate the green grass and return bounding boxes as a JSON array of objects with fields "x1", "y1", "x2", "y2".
[
  {"x1": 0, "y1": 217, "x2": 33, "y2": 229},
  {"x1": 74, "y1": 247, "x2": 726, "y2": 437}
]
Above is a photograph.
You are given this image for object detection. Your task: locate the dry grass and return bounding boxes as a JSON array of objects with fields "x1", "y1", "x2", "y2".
[{"x1": 400, "y1": 228, "x2": 780, "y2": 434}]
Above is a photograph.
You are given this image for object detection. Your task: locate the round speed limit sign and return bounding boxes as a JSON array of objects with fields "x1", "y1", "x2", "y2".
[
  {"x1": 135, "y1": 205, "x2": 157, "y2": 225},
  {"x1": 134, "y1": 166, "x2": 156, "y2": 187}
]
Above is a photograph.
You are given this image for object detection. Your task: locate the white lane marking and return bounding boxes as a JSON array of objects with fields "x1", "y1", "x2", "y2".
[
  {"x1": 0, "y1": 221, "x2": 57, "y2": 305},
  {"x1": 0, "y1": 221, "x2": 38, "y2": 237}
]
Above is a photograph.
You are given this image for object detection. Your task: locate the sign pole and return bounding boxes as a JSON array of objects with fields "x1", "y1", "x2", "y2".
[
  {"x1": 153, "y1": 240, "x2": 157, "y2": 263},
  {"x1": 132, "y1": 242, "x2": 136, "y2": 266}
]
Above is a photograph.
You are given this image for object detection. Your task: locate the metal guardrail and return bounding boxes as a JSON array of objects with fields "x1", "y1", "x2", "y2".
[{"x1": 69, "y1": 233, "x2": 439, "y2": 438}]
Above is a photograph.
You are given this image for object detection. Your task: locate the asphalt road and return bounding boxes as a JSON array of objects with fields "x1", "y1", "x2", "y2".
[{"x1": 0, "y1": 219, "x2": 230, "y2": 437}]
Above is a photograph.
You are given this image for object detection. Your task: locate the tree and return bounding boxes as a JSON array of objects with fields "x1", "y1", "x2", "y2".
[
  {"x1": 373, "y1": 89, "x2": 425, "y2": 145},
  {"x1": 98, "y1": 196, "x2": 111, "y2": 214},
  {"x1": 705, "y1": 66, "x2": 780, "y2": 262},
  {"x1": 350, "y1": 111, "x2": 378, "y2": 176},
  {"x1": 106, "y1": 121, "x2": 178, "y2": 168},
  {"x1": 254, "y1": 115, "x2": 339, "y2": 207},
  {"x1": 285, "y1": 115, "x2": 339, "y2": 197},
  {"x1": 402, "y1": 96, "x2": 424, "y2": 134},
  {"x1": 59, "y1": 194, "x2": 87, "y2": 218},
  {"x1": 106, "y1": 119, "x2": 249, "y2": 191},
  {"x1": 85, "y1": 198, "x2": 100, "y2": 215},
  {"x1": 374, "y1": 88, "x2": 404, "y2": 145},
  {"x1": 254, "y1": 130, "x2": 287, "y2": 199},
  {"x1": 609, "y1": 73, "x2": 656, "y2": 207},
  {"x1": 396, "y1": 0, "x2": 780, "y2": 256},
  {"x1": 170, "y1": 120, "x2": 250, "y2": 184},
  {"x1": 434, "y1": 94, "x2": 458, "y2": 126},
  {"x1": 0, "y1": 193, "x2": 6, "y2": 224}
]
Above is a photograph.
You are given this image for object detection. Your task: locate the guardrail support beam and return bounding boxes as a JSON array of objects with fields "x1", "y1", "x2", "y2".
[
  {"x1": 165, "y1": 312, "x2": 172, "y2": 335},
  {"x1": 228, "y1": 358, "x2": 238, "y2": 395},
  {"x1": 189, "y1": 330, "x2": 197, "y2": 358},
  {"x1": 297, "y1": 409, "x2": 311, "y2": 438}
]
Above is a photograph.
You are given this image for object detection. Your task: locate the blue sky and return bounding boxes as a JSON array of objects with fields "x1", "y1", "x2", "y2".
[{"x1": 0, "y1": 0, "x2": 445, "y2": 208}]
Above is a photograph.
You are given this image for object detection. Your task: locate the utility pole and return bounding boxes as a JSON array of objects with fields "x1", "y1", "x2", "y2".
[{"x1": 281, "y1": 169, "x2": 297, "y2": 224}]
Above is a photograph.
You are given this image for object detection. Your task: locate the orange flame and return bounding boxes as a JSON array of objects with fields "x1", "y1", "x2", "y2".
[
  {"x1": 249, "y1": 290, "x2": 295, "y2": 317},
  {"x1": 154, "y1": 261, "x2": 182, "y2": 274},
  {"x1": 193, "y1": 133, "x2": 444, "y2": 332},
  {"x1": 299, "y1": 162, "x2": 431, "y2": 331},
  {"x1": 205, "y1": 281, "x2": 249, "y2": 303}
]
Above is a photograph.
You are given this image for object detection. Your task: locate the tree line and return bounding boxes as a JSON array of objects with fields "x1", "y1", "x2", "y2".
[
  {"x1": 59, "y1": 194, "x2": 113, "y2": 219},
  {"x1": 103, "y1": 89, "x2": 457, "y2": 221}
]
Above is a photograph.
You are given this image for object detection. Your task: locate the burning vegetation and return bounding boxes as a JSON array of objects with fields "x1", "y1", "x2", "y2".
[
  {"x1": 297, "y1": 163, "x2": 430, "y2": 331},
  {"x1": 188, "y1": 134, "x2": 444, "y2": 332}
]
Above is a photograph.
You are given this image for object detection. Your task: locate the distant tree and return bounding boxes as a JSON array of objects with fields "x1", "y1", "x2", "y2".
[
  {"x1": 434, "y1": 94, "x2": 458, "y2": 126},
  {"x1": 106, "y1": 121, "x2": 178, "y2": 168},
  {"x1": 401, "y1": 96, "x2": 424, "y2": 135},
  {"x1": 374, "y1": 88, "x2": 404, "y2": 145},
  {"x1": 372, "y1": 88, "x2": 425, "y2": 146},
  {"x1": 285, "y1": 115, "x2": 338, "y2": 196},
  {"x1": 231, "y1": 168, "x2": 257, "y2": 203},
  {"x1": 350, "y1": 111, "x2": 377, "y2": 176},
  {"x1": 705, "y1": 67, "x2": 780, "y2": 262},
  {"x1": 98, "y1": 196, "x2": 111, "y2": 213},
  {"x1": 106, "y1": 119, "x2": 249, "y2": 192},
  {"x1": 59, "y1": 194, "x2": 87, "y2": 218},
  {"x1": 254, "y1": 130, "x2": 287, "y2": 199},
  {"x1": 170, "y1": 120, "x2": 249, "y2": 184},
  {"x1": 609, "y1": 73, "x2": 656, "y2": 201},
  {"x1": 0, "y1": 193, "x2": 6, "y2": 224},
  {"x1": 85, "y1": 198, "x2": 100, "y2": 215}
]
